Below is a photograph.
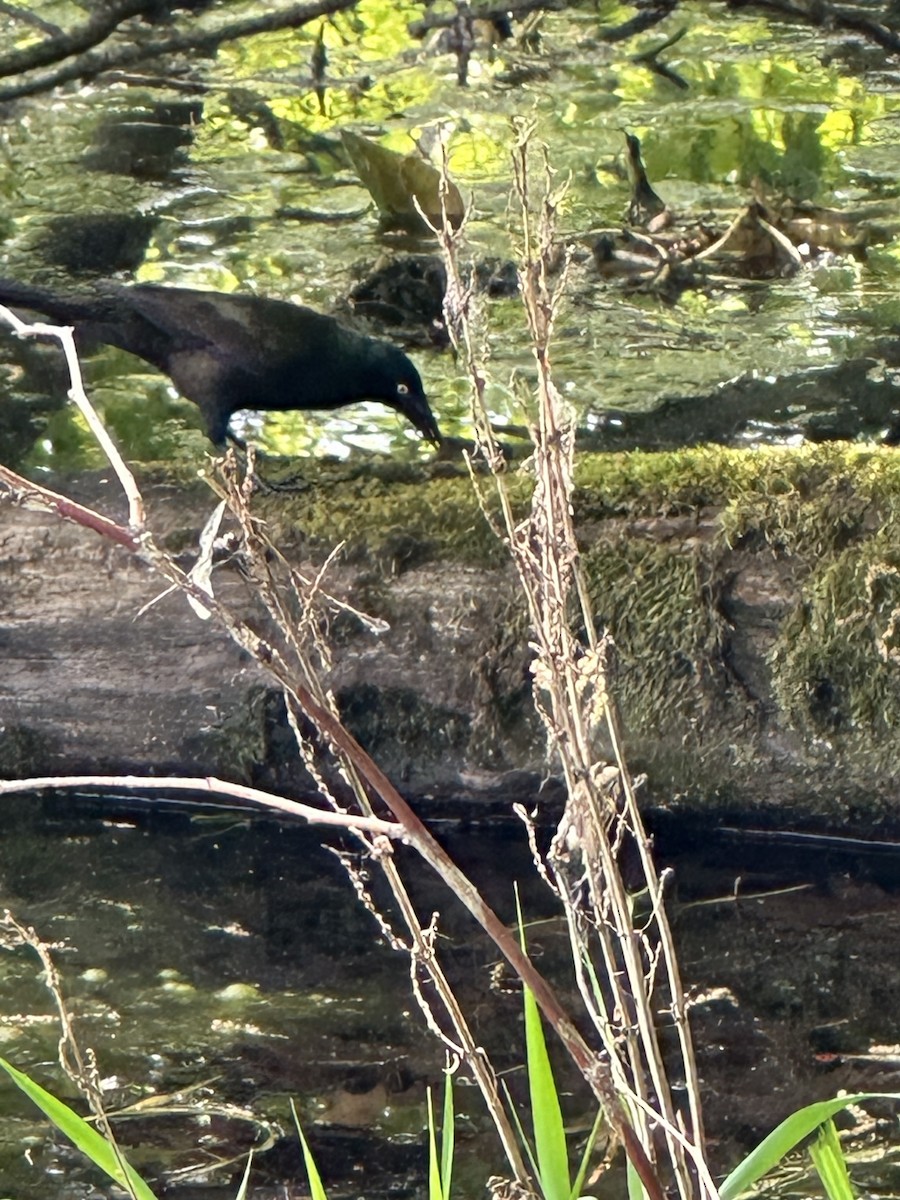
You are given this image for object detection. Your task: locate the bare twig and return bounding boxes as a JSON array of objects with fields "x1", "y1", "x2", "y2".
[
  {"x1": 1, "y1": 912, "x2": 143, "y2": 1200},
  {"x1": 0, "y1": 178, "x2": 697, "y2": 1200},
  {"x1": 0, "y1": 462, "x2": 140, "y2": 550},
  {"x1": 0, "y1": 774, "x2": 404, "y2": 836},
  {"x1": 0, "y1": 312, "x2": 538, "y2": 1185},
  {"x1": 0, "y1": 305, "x2": 144, "y2": 529}
]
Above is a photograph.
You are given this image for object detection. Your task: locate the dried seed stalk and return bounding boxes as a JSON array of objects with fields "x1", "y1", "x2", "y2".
[{"x1": 436, "y1": 123, "x2": 712, "y2": 1200}]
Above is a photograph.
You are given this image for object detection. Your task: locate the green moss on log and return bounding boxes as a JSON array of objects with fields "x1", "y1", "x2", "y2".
[
  {"x1": 580, "y1": 537, "x2": 727, "y2": 739},
  {"x1": 258, "y1": 462, "x2": 529, "y2": 568},
  {"x1": 174, "y1": 442, "x2": 900, "y2": 764},
  {"x1": 578, "y1": 444, "x2": 900, "y2": 753}
]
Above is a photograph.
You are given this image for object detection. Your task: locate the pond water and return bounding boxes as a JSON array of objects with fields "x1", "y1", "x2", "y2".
[
  {"x1": 2, "y1": 2, "x2": 900, "y2": 1197},
  {"x1": 0, "y1": 792, "x2": 565, "y2": 1200},
  {"x1": 2, "y1": 793, "x2": 900, "y2": 1199},
  {"x1": 0, "y1": 0, "x2": 898, "y2": 469}
]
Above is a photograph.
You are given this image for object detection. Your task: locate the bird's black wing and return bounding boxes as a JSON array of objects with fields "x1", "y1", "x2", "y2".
[{"x1": 123, "y1": 285, "x2": 364, "y2": 368}]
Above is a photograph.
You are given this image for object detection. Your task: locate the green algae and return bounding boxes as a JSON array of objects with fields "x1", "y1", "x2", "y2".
[
  {"x1": 575, "y1": 442, "x2": 900, "y2": 536},
  {"x1": 580, "y1": 536, "x2": 728, "y2": 741},
  {"x1": 576, "y1": 443, "x2": 900, "y2": 758},
  {"x1": 250, "y1": 444, "x2": 900, "y2": 753},
  {"x1": 258, "y1": 462, "x2": 530, "y2": 569},
  {"x1": 772, "y1": 532, "x2": 900, "y2": 742}
]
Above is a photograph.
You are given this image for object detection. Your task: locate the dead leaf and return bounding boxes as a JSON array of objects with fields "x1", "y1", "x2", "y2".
[{"x1": 341, "y1": 130, "x2": 464, "y2": 231}]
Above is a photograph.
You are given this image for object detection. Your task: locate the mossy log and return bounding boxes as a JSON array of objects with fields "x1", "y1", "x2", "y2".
[{"x1": 2, "y1": 443, "x2": 899, "y2": 824}]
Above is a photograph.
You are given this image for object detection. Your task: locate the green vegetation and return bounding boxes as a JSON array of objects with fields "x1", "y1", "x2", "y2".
[
  {"x1": 5, "y1": 1035, "x2": 898, "y2": 1200},
  {"x1": 293, "y1": 1101, "x2": 330, "y2": 1200},
  {"x1": 0, "y1": 1058, "x2": 155, "y2": 1200}
]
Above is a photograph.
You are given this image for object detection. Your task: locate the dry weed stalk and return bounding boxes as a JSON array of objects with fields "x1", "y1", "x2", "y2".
[
  {"x1": 0, "y1": 307, "x2": 603, "y2": 1193},
  {"x1": 434, "y1": 123, "x2": 713, "y2": 1200},
  {"x1": 1, "y1": 148, "x2": 700, "y2": 1194},
  {"x1": 0, "y1": 912, "x2": 142, "y2": 1200},
  {"x1": 207, "y1": 453, "x2": 531, "y2": 1185}
]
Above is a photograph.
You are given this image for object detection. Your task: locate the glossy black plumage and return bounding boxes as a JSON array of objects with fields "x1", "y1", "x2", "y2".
[{"x1": 0, "y1": 280, "x2": 442, "y2": 446}]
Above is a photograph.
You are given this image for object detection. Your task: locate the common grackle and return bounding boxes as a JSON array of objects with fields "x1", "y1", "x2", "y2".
[{"x1": 0, "y1": 279, "x2": 442, "y2": 446}]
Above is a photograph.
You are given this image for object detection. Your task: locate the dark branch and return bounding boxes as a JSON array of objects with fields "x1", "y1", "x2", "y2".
[
  {"x1": 0, "y1": 0, "x2": 155, "y2": 80},
  {"x1": 598, "y1": 3, "x2": 680, "y2": 45},
  {"x1": 727, "y1": 0, "x2": 900, "y2": 57},
  {"x1": 0, "y1": 0, "x2": 362, "y2": 100},
  {"x1": 0, "y1": 0, "x2": 63, "y2": 37}
]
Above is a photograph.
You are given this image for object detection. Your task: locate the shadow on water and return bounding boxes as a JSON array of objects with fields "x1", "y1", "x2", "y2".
[{"x1": 2, "y1": 793, "x2": 900, "y2": 1197}]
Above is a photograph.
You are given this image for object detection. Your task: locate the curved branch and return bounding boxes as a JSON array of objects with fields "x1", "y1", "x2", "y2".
[
  {"x1": 0, "y1": 774, "x2": 405, "y2": 835},
  {"x1": 0, "y1": 0, "x2": 362, "y2": 100},
  {"x1": 0, "y1": 0, "x2": 159, "y2": 80},
  {"x1": 728, "y1": 0, "x2": 900, "y2": 57},
  {"x1": 0, "y1": 0, "x2": 63, "y2": 37}
]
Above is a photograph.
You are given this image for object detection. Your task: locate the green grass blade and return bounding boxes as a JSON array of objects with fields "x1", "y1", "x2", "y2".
[
  {"x1": 517, "y1": 894, "x2": 570, "y2": 1200},
  {"x1": 440, "y1": 1072, "x2": 454, "y2": 1200},
  {"x1": 810, "y1": 1119, "x2": 855, "y2": 1200},
  {"x1": 501, "y1": 1078, "x2": 540, "y2": 1181},
  {"x1": 581, "y1": 951, "x2": 605, "y2": 1013},
  {"x1": 523, "y1": 981, "x2": 570, "y2": 1200},
  {"x1": 570, "y1": 1107, "x2": 606, "y2": 1200},
  {"x1": 290, "y1": 1099, "x2": 330, "y2": 1200},
  {"x1": 719, "y1": 1093, "x2": 900, "y2": 1200},
  {"x1": 0, "y1": 1056, "x2": 157, "y2": 1200},
  {"x1": 626, "y1": 1152, "x2": 646, "y2": 1200},
  {"x1": 427, "y1": 1088, "x2": 444, "y2": 1200}
]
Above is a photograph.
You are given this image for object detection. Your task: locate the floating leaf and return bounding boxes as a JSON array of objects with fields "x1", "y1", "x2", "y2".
[{"x1": 341, "y1": 131, "x2": 464, "y2": 231}]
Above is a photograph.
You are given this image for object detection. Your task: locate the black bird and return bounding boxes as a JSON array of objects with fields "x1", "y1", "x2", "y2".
[
  {"x1": 0, "y1": 279, "x2": 442, "y2": 447},
  {"x1": 624, "y1": 132, "x2": 667, "y2": 229}
]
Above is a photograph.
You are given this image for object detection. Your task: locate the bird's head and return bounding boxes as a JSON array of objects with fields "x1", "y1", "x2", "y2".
[{"x1": 380, "y1": 348, "x2": 442, "y2": 446}]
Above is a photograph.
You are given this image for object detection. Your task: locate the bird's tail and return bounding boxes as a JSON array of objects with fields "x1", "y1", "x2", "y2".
[{"x1": 0, "y1": 278, "x2": 102, "y2": 325}]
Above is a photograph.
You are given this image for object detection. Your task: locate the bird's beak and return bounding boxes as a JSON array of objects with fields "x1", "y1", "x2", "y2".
[{"x1": 413, "y1": 397, "x2": 443, "y2": 446}]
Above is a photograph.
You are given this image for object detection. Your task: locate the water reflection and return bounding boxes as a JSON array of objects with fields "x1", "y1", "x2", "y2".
[
  {"x1": 2, "y1": 794, "x2": 900, "y2": 1197},
  {"x1": 0, "y1": 4, "x2": 897, "y2": 469}
]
